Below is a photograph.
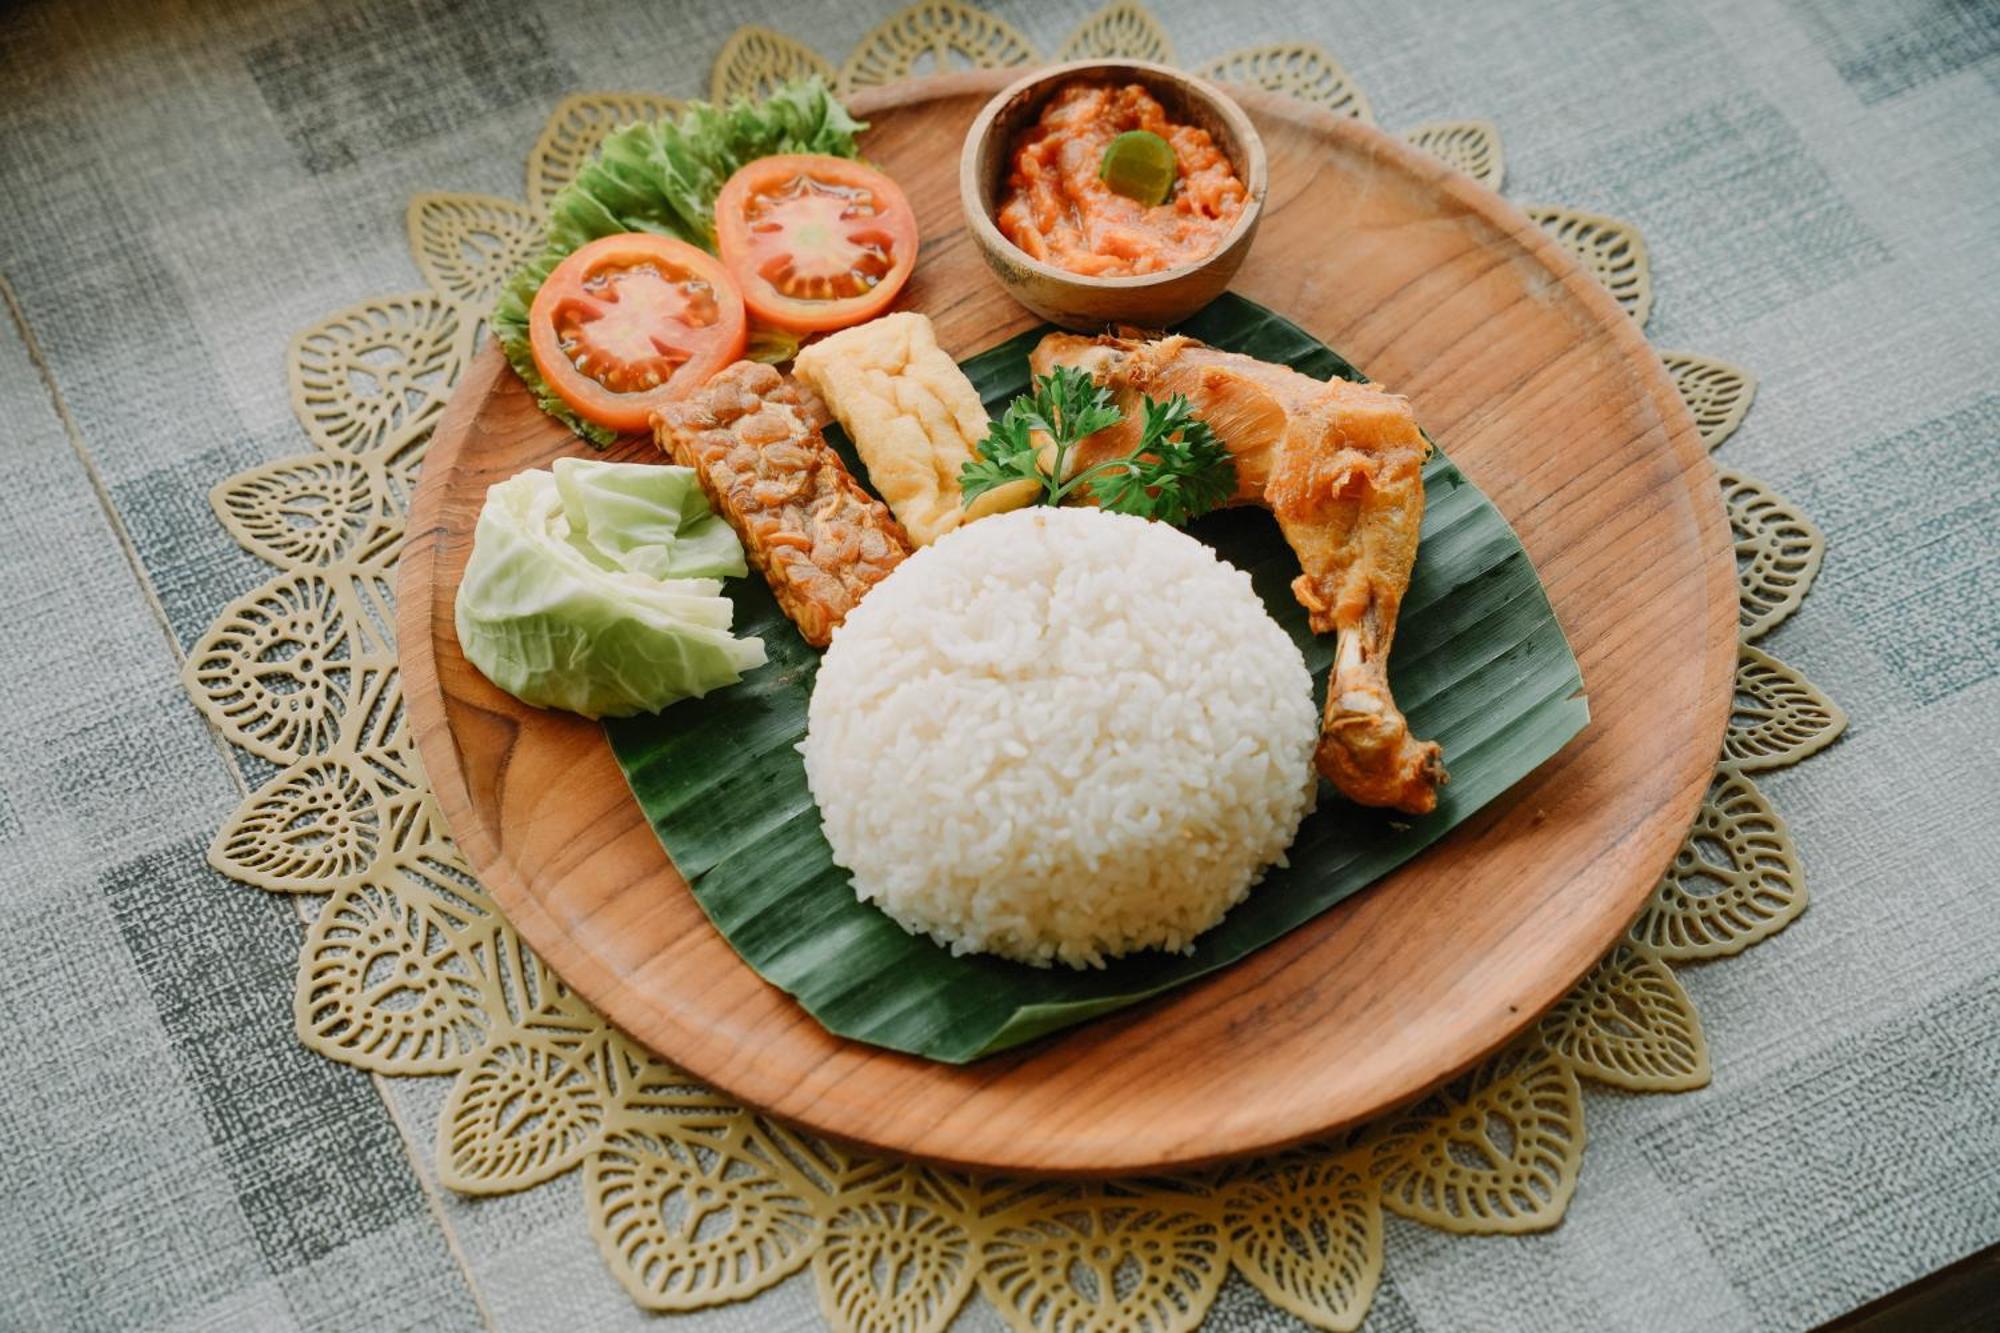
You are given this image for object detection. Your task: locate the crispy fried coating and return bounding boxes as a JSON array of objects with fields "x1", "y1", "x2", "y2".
[
  {"x1": 1032, "y1": 332, "x2": 1447, "y2": 814},
  {"x1": 793, "y1": 312, "x2": 1036, "y2": 544}
]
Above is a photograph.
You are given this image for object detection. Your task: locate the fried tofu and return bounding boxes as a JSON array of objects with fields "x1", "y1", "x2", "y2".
[{"x1": 793, "y1": 312, "x2": 1036, "y2": 545}]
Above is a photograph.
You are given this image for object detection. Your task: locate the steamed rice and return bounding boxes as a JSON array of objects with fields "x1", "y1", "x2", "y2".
[{"x1": 801, "y1": 506, "x2": 1319, "y2": 969}]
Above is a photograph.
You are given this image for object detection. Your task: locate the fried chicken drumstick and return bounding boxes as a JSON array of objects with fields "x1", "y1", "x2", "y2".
[{"x1": 1031, "y1": 333, "x2": 1448, "y2": 814}]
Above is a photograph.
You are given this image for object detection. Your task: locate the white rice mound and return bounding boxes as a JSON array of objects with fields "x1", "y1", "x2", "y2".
[{"x1": 802, "y1": 506, "x2": 1319, "y2": 969}]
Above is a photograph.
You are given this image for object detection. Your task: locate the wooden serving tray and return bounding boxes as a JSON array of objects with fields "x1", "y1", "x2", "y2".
[{"x1": 400, "y1": 70, "x2": 1736, "y2": 1175}]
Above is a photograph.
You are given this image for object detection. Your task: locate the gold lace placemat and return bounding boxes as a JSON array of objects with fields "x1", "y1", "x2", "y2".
[{"x1": 181, "y1": 4, "x2": 1845, "y2": 1328}]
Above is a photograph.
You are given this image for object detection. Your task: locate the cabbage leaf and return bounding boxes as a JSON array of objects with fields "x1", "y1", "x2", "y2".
[{"x1": 455, "y1": 458, "x2": 765, "y2": 718}]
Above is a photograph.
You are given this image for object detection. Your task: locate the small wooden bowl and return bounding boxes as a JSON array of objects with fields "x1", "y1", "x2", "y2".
[{"x1": 958, "y1": 59, "x2": 1269, "y2": 330}]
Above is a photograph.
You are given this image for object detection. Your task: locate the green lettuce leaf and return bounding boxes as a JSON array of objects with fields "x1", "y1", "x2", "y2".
[
  {"x1": 492, "y1": 78, "x2": 865, "y2": 446},
  {"x1": 455, "y1": 458, "x2": 765, "y2": 718}
]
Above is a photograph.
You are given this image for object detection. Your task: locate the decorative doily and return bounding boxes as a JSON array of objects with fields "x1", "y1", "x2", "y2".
[{"x1": 180, "y1": 5, "x2": 1845, "y2": 1328}]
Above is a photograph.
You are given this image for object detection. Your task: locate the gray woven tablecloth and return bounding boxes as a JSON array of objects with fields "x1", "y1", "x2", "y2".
[{"x1": 2, "y1": 0, "x2": 1996, "y2": 1328}]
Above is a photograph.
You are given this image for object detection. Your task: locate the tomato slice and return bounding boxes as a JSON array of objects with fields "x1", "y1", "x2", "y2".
[
  {"x1": 529, "y1": 233, "x2": 747, "y2": 433},
  {"x1": 714, "y1": 154, "x2": 919, "y2": 334}
]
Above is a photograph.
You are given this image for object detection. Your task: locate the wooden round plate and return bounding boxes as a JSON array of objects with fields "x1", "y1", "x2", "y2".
[{"x1": 401, "y1": 70, "x2": 1735, "y2": 1175}]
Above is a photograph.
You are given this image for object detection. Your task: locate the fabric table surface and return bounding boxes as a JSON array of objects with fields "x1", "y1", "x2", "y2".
[{"x1": 2, "y1": 0, "x2": 1995, "y2": 1329}]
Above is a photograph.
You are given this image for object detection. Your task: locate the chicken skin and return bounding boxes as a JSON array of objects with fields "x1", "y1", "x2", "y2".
[{"x1": 1031, "y1": 333, "x2": 1447, "y2": 814}]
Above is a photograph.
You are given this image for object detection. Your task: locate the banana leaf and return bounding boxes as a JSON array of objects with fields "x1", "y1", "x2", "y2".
[{"x1": 607, "y1": 294, "x2": 1588, "y2": 1063}]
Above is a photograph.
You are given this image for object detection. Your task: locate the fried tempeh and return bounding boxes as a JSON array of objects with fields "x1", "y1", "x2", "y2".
[{"x1": 653, "y1": 361, "x2": 911, "y2": 648}]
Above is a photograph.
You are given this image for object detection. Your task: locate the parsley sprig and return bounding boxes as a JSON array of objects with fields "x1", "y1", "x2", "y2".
[{"x1": 960, "y1": 366, "x2": 1236, "y2": 526}]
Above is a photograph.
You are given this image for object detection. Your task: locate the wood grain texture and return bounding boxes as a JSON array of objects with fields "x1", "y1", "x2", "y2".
[{"x1": 398, "y1": 70, "x2": 1736, "y2": 1176}]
